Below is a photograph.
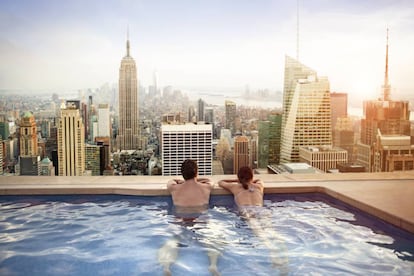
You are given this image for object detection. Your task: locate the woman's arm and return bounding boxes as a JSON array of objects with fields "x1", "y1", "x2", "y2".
[{"x1": 218, "y1": 179, "x2": 239, "y2": 191}]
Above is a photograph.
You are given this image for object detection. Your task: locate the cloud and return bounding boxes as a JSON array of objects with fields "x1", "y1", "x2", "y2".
[{"x1": 0, "y1": 0, "x2": 413, "y2": 98}]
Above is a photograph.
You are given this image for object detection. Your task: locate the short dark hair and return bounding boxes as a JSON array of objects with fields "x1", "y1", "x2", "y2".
[
  {"x1": 181, "y1": 159, "x2": 198, "y2": 180},
  {"x1": 237, "y1": 166, "x2": 253, "y2": 189}
]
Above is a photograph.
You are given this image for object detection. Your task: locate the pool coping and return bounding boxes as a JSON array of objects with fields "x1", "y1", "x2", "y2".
[{"x1": 1, "y1": 171, "x2": 414, "y2": 234}]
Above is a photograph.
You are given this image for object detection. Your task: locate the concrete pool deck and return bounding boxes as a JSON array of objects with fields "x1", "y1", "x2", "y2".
[{"x1": 1, "y1": 171, "x2": 413, "y2": 233}]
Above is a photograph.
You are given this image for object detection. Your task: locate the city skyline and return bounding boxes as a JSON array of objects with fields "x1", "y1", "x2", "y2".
[{"x1": 1, "y1": 0, "x2": 414, "y2": 102}]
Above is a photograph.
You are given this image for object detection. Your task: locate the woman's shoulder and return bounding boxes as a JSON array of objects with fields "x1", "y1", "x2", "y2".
[
  {"x1": 251, "y1": 180, "x2": 264, "y2": 193},
  {"x1": 253, "y1": 179, "x2": 264, "y2": 187}
]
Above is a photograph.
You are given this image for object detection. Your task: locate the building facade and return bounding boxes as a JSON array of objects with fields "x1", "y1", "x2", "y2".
[
  {"x1": 234, "y1": 135, "x2": 250, "y2": 174},
  {"x1": 85, "y1": 144, "x2": 101, "y2": 176},
  {"x1": 57, "y1": 102, "x2": 85, "y2": 176},
  {"x1": 98, "y1": 103, "x2": 111, "y2": 137},
  {"x1": 258, "y1": 120, "x2": 270, "y2": 168},
  {"x1": 0, "y1": 114, "x2": 10, "y2": 141},
  {"x1": 250, "y1": 131, "x2": 258, "y2": 169},
  {"x1": 268, "y1": 114, "x2": 282, "y2": 165},
  {"x1": 334, "y1": 117, "x2": 357, "y2": 163},
  {"x1": 330, "y1": 92, "x2": 348, "y2": 130},
  {"x1": 19, "y1": 112, "x2": 40, "y2": 175},
  {"x1": 258, "y1": 113, "x2": 282, "y2": 168},
  {"x1": 40, "y1": 157, "x2": 55, "y2": 176},
  {"x1": 360, "y1": 100, "x2": 410, "y2": 146},
  {"x1": 372, "y1": 133, "x2": 414, "y2": 172},
  {"x1": 117, "y1": 37, "x2": 140, "y2": 151},
  {"x1": 19, "y1": 112, "x2": 38, "y2": 157},
  {"x1": 0, "y1": 136, "x2": 3, "y2": 174},
  {"x1": 161, "y1": 123, "x2": 212, "y2": 176}
]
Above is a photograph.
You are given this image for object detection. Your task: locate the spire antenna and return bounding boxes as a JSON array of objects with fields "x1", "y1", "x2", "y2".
[
  {"x1": 126, "y1": 25, "x2": 130, "y2": 57},
  {"x1": 383, "y1": 28, "x2": 390, "y2": 101},
  {"x1": 296, "y1": 0, "x2": 300, "y2": 61}
]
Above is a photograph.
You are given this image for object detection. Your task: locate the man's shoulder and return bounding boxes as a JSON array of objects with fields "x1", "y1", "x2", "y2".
[{"x1": 196, "y1": 178, "x2": 213, "y2": 188}]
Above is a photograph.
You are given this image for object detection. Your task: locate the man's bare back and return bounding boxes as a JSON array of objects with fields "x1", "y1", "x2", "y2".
[{"x1": 167, "y1": 178, "x2": 213, "y2": 207}]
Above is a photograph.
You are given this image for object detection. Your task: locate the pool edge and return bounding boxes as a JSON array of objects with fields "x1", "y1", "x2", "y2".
[{"x1": 1, "y1": 172, "x2": 413, "y2": 234}]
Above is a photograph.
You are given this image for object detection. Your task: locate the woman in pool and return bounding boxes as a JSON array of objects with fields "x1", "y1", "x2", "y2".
[
  {"x1": 219, "y1": 166, "x2": 289, "y2": 275},
  {"x1": 218, "y1": 166, "x2": 264, "y2": 209}
]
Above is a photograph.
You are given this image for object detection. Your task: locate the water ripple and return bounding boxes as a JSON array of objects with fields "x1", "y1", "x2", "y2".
[{"x1": 0, "y1": 195, "x2": 413, "y2": 275}]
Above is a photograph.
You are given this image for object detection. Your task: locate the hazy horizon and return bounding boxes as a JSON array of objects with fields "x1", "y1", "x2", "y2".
[{"x1": 1, "y1": 0, "x2": 414, "y2": 102}]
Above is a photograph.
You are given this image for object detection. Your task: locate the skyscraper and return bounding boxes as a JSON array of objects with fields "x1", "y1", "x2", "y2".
[
  {"x1": 280, "y1": 56, "x2": 332, "y2": 163},
  {"x1": 19, "y1": 112, "x2": 38, "y2": 157},
  {"x1": 360, "y1": 30, "x2": 410, "y2": 145},
  {"x1": 19, "y1": 112, "x2": 40, "y2": 175},
  {"x1": 357, "y1": 29, "x2": 412, "y2": 172},
  {"x1": 198, "y1": 98, "x2": 205, "y2": 122},
  {"x1": 161, "y1": 123, "x2": 212, "y2": 176},
  {"x1": 234, "y1": 135, "x2": 250, "y2": 174},
  {"x1": 117, "y1": 35, "x2": 140, "y2": 151},
  {"x1": 225, "y1": 100, "x2": 236, "y2": 135},
  {"x1": 57, "y1": 102, "x2": 85, "y2": 176}
]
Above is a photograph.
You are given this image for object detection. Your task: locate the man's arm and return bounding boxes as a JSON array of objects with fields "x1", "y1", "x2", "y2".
[{"x1": 167, "y1": 179, "x2": 184, "y2": 191}]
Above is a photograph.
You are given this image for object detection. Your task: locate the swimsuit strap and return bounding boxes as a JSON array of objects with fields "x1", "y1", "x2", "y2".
[{"x1": 235, "y1": 186, "x2": 262, "y2": 200}]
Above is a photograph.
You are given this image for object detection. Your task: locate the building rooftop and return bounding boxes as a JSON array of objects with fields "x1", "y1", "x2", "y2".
[
  {"x1": 300, "y1": 146, "x2": 346, "y2": 152},
  {"x1": 380, "y1": 135, "x2": 411, "y2": 146},
  {"x1": 1, "y1": 171, "x2": 413, "y2": 234},
  {"x1": 282, "y1": 162, "x2": 317, "y2": 173}
]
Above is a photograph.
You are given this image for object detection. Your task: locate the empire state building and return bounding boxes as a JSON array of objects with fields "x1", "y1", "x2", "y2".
[{"x1": 117, "y1": 36, "x2": 140, "y2": 151}]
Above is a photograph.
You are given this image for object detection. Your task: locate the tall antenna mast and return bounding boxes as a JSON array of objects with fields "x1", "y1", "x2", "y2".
[
  {"x1": 126, "y1": 25, "x2": 130, "y2": 57},
  {"x1": 383, "y1": 28, "x2": 390, "y2": 101},
  {"x1": 296, "y1": 0, "x2": 300, "y2": 61}
]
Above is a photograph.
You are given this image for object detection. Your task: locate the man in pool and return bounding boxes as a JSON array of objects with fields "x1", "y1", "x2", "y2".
[
  {"x1": 167, "y1": 159, "x2": 213, "y2": 209},
  {"x1": 158, "y1": 159, "x2": 220, "y2": 276}
]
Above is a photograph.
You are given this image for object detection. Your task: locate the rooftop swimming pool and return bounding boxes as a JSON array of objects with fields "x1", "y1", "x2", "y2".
[{"x1": 0, "y1": 193, "x2": 413, "y2": 275}]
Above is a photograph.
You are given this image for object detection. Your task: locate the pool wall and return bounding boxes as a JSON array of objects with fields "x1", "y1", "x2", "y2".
[{"x1": 1, "y1": 171, "x2": 413, "y2": 233}]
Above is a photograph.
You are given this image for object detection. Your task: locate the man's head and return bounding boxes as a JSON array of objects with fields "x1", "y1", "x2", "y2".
[{"x1": 181, "y1": 159, "x2": 198, "y2": 180}]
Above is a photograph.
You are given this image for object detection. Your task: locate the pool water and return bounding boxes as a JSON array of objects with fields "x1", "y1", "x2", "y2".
[{"x1": 0, "y1": 194, "x2": 413, "y2": 275}]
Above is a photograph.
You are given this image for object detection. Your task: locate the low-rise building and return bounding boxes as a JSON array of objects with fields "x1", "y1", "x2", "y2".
[{"x1": 299, "y1": 146, "x2": 348, "y2": 172}]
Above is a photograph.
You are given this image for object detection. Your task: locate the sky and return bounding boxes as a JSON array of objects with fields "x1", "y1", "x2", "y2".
[{"x1": 0, "y1": 0, "x2": 413, "y2": 102}]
